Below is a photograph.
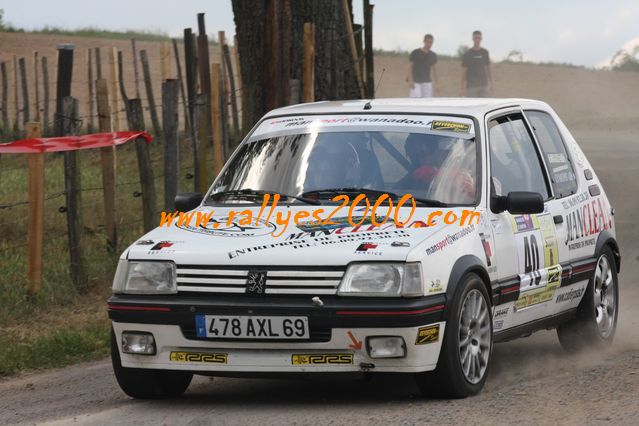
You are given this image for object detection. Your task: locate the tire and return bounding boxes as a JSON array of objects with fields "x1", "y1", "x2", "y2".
[
  {"x1": 557, "y1": 246, "x2": 619, "y2": 353},
  {"x1": 415, "y1": 272, "x2": 492, "y2": 398},
  {"x1": 110, "y1": 327, "x2": 193, "y2": 399}
]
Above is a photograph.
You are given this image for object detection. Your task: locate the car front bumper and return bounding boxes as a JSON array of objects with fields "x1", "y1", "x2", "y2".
[{"x1": 109, "y1": 293, "x2": 447, "y2": 373}]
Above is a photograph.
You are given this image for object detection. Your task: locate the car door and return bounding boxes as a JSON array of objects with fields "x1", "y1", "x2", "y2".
[
  {"x1": 486, "y1": 110, "x2": 561, "y2": 331},
  {"x1": 523, "y1": 109, "x2": 581, "y2": 316}
]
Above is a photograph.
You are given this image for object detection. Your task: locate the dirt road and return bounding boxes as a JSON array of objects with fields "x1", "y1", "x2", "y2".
[{"x1": 1, "y1": 132, "x2": 638, "y2": 425}]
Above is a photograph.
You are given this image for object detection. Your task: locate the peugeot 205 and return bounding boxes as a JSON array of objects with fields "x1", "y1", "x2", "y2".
[{"x1": 109, "y1": 98, "x2": 619, "y2": 398}]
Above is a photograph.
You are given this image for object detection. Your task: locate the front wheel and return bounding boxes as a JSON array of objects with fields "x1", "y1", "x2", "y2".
[
  {"x1": 557, "y1": 246, "x2": 619, "y2": 352},
  {"x1": 415, "y1": 273, "x2": 492, "y2": 398},
  {"x1": 111, "y1": 328, "x2": 193, "y2": 399}
]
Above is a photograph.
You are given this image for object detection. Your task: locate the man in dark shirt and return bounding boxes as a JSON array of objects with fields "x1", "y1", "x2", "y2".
[
  {"x1": 408, "y1": 34, "x2": 438, "y2": 97},
  {"x1": 461, "y1": 30, "x2": 493, "y2": 97}
]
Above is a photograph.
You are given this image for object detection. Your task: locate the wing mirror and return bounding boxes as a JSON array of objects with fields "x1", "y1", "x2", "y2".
[
  {"x1": 491, "y1": 191, "x2": 544, "y2": 214},
  {"x1": 174, "y1": 192, "x2": 203, "y2": 212}
]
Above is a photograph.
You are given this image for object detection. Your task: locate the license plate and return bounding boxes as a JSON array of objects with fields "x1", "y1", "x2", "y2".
[{"x1": 195, "y1": 315, "x2": 309, "y2": 339}]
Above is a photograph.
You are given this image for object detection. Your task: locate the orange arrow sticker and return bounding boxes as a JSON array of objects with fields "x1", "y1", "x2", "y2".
[{"x1": 347, "y1": 331, "x2": 363, "y2": 350}]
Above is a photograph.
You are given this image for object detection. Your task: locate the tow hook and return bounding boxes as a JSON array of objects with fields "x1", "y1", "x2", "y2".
[
  {"x1": 311, "y1": 296, "x2": 324, "y2": 307},
  {"x1": 359, "y1": 362, "x2": 375, "y2": 371}
]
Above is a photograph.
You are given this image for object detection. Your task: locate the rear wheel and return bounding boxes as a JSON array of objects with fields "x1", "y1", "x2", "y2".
[
  {"x1": 111, "y1": 328, "x2": 193, "y2": 399},
  {"x1": 415, "y1": 273, "x2": 492, "y2": 398},
  {"x1": 557, "y1": 247, "x2": 618, "y2": 352}
]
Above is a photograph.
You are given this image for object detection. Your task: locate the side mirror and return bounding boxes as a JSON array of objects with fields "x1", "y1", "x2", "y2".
[
  {"x1": 491, "y1": 191, "x2": 544, "y2": 214},
  {"x1": 174, "y1": 192, "x2": 203, "y2": 212}
]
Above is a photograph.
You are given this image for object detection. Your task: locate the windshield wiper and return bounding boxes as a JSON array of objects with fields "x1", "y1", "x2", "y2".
[
  {"x1": 302, "y1": 187, "x2": 448, "y2": 207},
  {"x1": 208, "y1": 189, "x2": 321, "y2": 205}
]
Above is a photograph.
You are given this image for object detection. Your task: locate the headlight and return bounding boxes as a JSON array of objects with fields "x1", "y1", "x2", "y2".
[
  {"x1": 112, "y1": 260, "x2": 177, "y2": 294},
  {"x1": 338, "y1": 263, "x2": 423, "y2": 297}
]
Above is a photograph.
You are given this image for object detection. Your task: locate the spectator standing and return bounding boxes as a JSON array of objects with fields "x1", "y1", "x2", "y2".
[
  {"x1": 461, "y1": 30, "x2": 493, "y2": 97},
  {"x1": 408, "y1": 34, "x2": 438, "y2": 98}
]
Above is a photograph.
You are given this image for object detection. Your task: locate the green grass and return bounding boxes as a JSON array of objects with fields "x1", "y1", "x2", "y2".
[
  {"x1": 0, "y1": 316, "x2": 110, "y2": 376},
  {"x1": 0, "y1": 25, "x2": 218, "y2": 44},
  {"x1": 0, "y1": 129, "x2": 213, "y2": 376}
]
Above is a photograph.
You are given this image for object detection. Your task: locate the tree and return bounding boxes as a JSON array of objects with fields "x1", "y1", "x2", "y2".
[{"x1": 232, "y1": 0, "x2": 362, "y2": 134}]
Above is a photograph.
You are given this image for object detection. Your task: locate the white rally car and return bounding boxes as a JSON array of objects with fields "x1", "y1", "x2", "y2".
[{"x1": 109, "y1": 98, "x2": 619, "y2": 398}]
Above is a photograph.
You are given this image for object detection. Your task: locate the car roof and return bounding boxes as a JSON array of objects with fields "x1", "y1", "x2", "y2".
[{"x1": 263, "y1": 97, "x2": 551, "y2": 118}]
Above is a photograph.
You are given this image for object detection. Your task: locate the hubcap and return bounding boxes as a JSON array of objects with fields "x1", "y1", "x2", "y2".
[
  {"x1": 594, "y1": 255, "x2": 616, "y2": 339},
  {"x1": 458, "y1": 289, "x2": 491, "y2": 384}
]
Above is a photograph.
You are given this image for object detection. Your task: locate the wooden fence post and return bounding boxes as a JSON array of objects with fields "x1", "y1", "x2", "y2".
[
  {"x1": 162, "y1": 79, "x2": 179, "y2": 210},
  {"x1": 140, "y1": 49, "x2": 162, "y2": 141},
  {"x1": 54, "y1": 44, "x2": 74, "y2": 137},
  {"x1": 117, "y1": 50, "x2": 129, "y2": 104},
  {"x1": 96, "y1": 79, "x2": 117, "y2": 250},
  {"x1": 0, "y1": 62, "x2": 8, "y2": 138},
  {"x1": 303, "y1": 23, "x2": 315, "y2": 103},
  {"x1": 131, "y1": 39, "x2": 141, "y2": 98},
  {"x1": 62, "y1": 96, "x2": 88, "y2": 290},
  {"x1": 363, "y1": 1, "x2": 375, "y2": 98},
  {"x1": 26, "y1": 122, "x2": 44, "y2": 296},
  {"x1": 34, "y1": 51, "x2": 40, "y2": 122},
  {"x1": 95, "y1": 47, "x2": 102, "y2": 79},
  {"x1": 126, "y1": 99, "x2": 157, "y2": 232},
  {"x1": 19, "y1": 57, "x2": 30, "y2": 125},
  {"x1": 195, "y1": 93, "x2": 208, "y2": 193},
  {"x1": 87, "y1": 49, "x2": 95, "y2": 133},
  {"x1": 341, "y1": 0, "x2": 365, "y2": 98},
  {"x1": 41, "y1": 57, "x2": 50, "y2": 136},
  {"x1": 172, "y1": 38, "x2": 191, "y2": 137},
  {"x1": 160, "y1": 42, "x2": 171, "y2": 81},
  {"x1": 13, "y1": 56, "x2": 19, "y2": 135},
  {"x1": 109, "y1": 48, "x2": 121, "y2": 131},
  {"x1": 184, "y1": 28, "x2": 199, "y2": 191},
  {"x1": 222, "y1": 43, "x2": 240, "y2": 139},
  {"x1": 211, "y1": 64, "x2": 224, "y2": 176},
  {"x1": 232, "y1": 35, "x2": 242, "y2": 131},
  {"x1": 218, "y1": 30, "x2": 230, "y2": 155}
]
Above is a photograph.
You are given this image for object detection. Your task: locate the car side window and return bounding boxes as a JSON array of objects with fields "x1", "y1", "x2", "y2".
[
  {"x1": 525, "y1": 110, "x2": 578, "y2": 198},
  {"x1": 488, "y1": 113, "x2": 550, "y2": 200}
]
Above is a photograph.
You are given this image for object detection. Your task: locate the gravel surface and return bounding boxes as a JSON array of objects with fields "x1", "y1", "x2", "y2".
[{"x1": 1, "y1": 133, "x2": 638, "y2": 425}]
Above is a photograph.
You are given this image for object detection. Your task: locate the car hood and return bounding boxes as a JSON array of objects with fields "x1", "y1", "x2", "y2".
[{"x1": 126, "y1": 205, "x2": 478, "y2": 266}]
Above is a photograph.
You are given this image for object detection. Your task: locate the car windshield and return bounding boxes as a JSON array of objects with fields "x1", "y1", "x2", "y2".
[{"x1": 209, "y1": 129, "x2": 477, "y2": 205}]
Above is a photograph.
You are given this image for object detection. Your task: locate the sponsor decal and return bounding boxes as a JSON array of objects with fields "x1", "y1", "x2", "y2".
[
  {"x1": 494, "y1": 306, "x2": 509, "y2": 319},
  {"x1": 296, "y1": 216, "x2": 380, "y2": 233},
  {"x1": 555, "y1": 286, "x2": 585, "y2": 303},
  {"x1": 169, "y1": 351, "x2": 228, "y2": 364},
  {"x1": 136, "y1": 239, "x2": 155, "y2": 245},
  {"x1": 228, "y1": 229, "x2": 410, "y2": 259},
  {"x1": 415, "y1": 324, "x2": 440, "y2": 345},
  {"x1": 547, "y1": 153, "x2": 567, "y2": 164},
  {"x1": 355, "y1": 242, "x2": 378, "y2": 252},
  {"x1": 178, "y1": 215, "x2": 277, "y2": 238},
  {"x1": 429, "y1": 120, "x2": 471, "y2": 133},
  {"x1": 150, "y1": 241, "x2": 173, "y2": 251},
  {"x1": 564, "y1": 197, "x2": 613, "y2": 250},
  {"x1": 512, "y1": 214, "x2": 536, "y2": 233},
  {"x1": 425, "y1": 225, "x2": 475, "y2": 256},
  {"x1": 291, "y1": 354, "x2": 353, "y2": 365},
  {"x1": 494, "y1": 320, "x2": 504, "y2": 331},
  {"x1": 246, "y1": 271, "x2": 267, "y2": 294},
  {"x1": 428, "y1": 279, "x2": 443, "y2": 294},
  {"x1": 479, "y1": 232, "x2": 493, "y2": 267},
  {"x1": 391, "y1": 241, "x2": 410, "y2": 247}
]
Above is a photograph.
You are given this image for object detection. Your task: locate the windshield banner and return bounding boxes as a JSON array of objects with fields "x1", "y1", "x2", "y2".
[{"x1": 251, "y1": 115, "x2": 475, "y2": 140}]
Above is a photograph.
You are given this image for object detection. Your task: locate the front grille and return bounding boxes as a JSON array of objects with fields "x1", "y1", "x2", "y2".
[{"x1": 176, "y1": 265, "x2": 345, "y2": 295}]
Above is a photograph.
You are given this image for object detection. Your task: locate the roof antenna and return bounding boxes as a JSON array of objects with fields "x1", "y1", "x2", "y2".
[
  {"x1": 375, "y1": 68, "x2": 386, "y2": 96},
  {"x1": 363, "y1": 68, "x2": 386, "y2": 110}
]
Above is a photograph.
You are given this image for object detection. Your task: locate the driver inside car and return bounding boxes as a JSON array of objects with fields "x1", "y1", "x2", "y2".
[
  {"x1": 399, "y1": 133, "x2": 475, "y2": 202},
  {"x1": 303, "y1": 141, "x2": 361, "y2": 193}
]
